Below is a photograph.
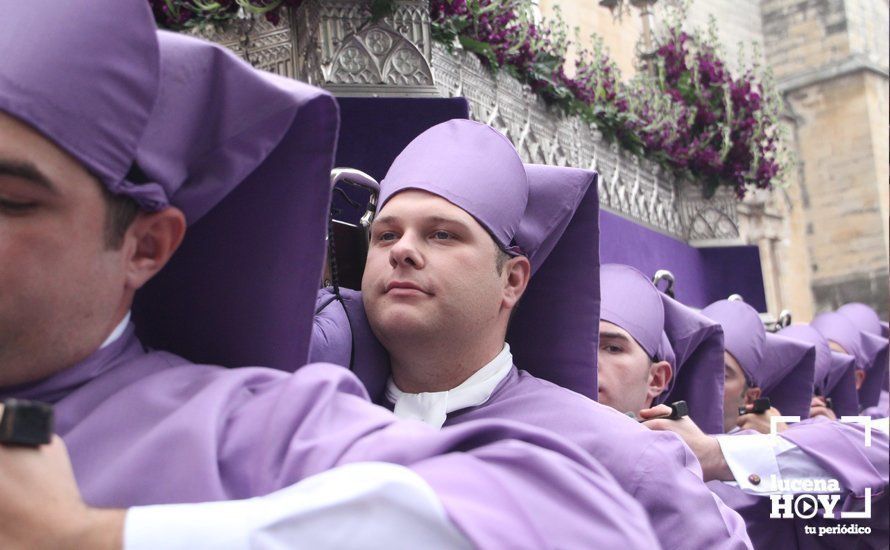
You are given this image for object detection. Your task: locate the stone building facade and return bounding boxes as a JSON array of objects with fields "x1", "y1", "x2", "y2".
[
  {"x1": 763, "y1": 0, "x2": 889, "y2": 319},
  {"x1": 194, "y1": 0, "x2": 887, "y2": 320},
  {"x1": 540, "y1": 0, "x2": 889, "y2": 320}
]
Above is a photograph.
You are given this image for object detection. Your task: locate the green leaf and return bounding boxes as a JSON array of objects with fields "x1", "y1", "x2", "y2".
[
  {"x1": 236, "y1": 0, "x2": 284, "y2": 15},
  {"x1": 370, "y1": 0, "x2": 395, "y2": 22},
  {"x1": 458, "y1": 35, "x2": 499, "y2": 67}
]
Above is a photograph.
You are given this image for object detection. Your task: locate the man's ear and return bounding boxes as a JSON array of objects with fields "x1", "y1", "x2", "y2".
[
  {"x1": 502, "y1": 255, "x2": 531, "y2": 310},
  {"x1": 647, "y1": 360, "x2": 673, "y2": 403},
  {"x1": 744, "y1": 386, "x2": 762, "y2": 404},
  {"x1": 854, "y1": 369, "x2": 865, "y2": 390},
  {"x1": 122, "y1": 207, "x2": 186, "y2": 291}
]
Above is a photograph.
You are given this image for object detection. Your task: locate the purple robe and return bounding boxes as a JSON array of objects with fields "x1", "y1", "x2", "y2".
[
  {"x1": 812, "y1": 312, "x2": 887, "y2": 410},
  {"x1": 709, "y1": 417, "x2": 889, "y2": 549},
  {"x1": 0, "y1": 325, "x2": 660, "y2": 548},
  {"x1": 862, "y1": 390, "x2": 889, "y2": 419},
  {"x1": 385, "y1": 366, "x2": 752, "y2": 549},
  {"x1": 312, "y1": 288, "x2": 751, "y2": 548}
]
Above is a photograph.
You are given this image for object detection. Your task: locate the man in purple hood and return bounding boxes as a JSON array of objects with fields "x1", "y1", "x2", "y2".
[
  {"x1": 643, "y1": 299, "x2": 888, "y2": 548},
  {"x1": 312, "y1": 119, "x2": 752, "y2": 549},
  {"x1": 0, "y1": 1, "x2": 663, "y2": 548},
  {"x1": 597, "y1": 264, "x2": 726, "y2": 434},
  {"x1": 837, "y1": 302, "x2": 890, "y2": 419},
  {"x1": 832, "y1": 304, "x2": 889, "y2": 419}
]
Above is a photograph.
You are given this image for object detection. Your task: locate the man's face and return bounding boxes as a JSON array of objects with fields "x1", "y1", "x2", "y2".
[
  {"x1": 597, "y1": 321, "x2": 654, "y2": 413},
  {"x1": 361, "y1": 190, "x2": 509, "y2": 349},
  {"x1": 0, "y1": 111, "x2": 130, "y2": 386},
  {"x1": 722, "y1": 351, "x2": 748, "y2": 432}
]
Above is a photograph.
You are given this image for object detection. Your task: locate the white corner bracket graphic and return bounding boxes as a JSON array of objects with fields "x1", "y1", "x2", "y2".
[
  {"x1": 840, "y1": 416, "x2": 873, "y2": 447},
  {"x1": 771, "y1": 416, "x2": 801, "y2": 435},
  {"x1": 843, "y1": 488, "x2": 873, "y2": 519}
]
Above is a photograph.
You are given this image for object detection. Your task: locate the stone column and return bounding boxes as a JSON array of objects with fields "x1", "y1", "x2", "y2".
[{"x1": 761, "y1": 0, "x2": 890, "y2": 318}]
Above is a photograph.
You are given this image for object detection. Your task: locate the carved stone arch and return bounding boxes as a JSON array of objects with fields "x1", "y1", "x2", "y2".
[
  {"x1": 325, "y1": 24, "x2": 434, "y2": 87},
  {"x1": 380, "y1": 34, "x2": 435, "y2": 86},
  {"x1": 328, "y1": 34, "x2": 379, "y2": 84},
  {"x1": 687, "y1": 207, "x2": 739, "y2": 241}
]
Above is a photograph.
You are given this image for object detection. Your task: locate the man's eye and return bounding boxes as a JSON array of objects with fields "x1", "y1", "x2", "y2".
[
  {"x1": 602, "y1": 344, "x2": 622, "y2": 353},
  {"x1": 0, "y1": 199, "x2": 37, "y2": 213},
  {"x1": 431, "y1": 230, "x2": 452, "y2": 240},
  {"x1": 375, "y1": 231, "x2": 397, "y2": 242}
]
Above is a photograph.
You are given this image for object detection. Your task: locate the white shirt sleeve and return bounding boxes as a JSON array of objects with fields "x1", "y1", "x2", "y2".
[
  {"x1": 716, "y1": 433, "x2": 836, "y2": 495},
  {"x1": 124, "y1": 462, "x2": 472, "y2": 550}
]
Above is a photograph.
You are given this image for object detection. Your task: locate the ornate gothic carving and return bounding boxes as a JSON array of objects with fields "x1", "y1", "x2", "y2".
[
  {"x1": 431, "y1": 43, "x2": 696, "y2": 238},
  {"x1": 187, "y1": 15, "x2": 295, "y2": 77},
  {"x1": 291, "y1": 0, "x2": 436, "y2": 96},
  {"x1": 189, "y1": 3, "x2": 741, "y2": 243},
  {"x1": 678, "y1": 182, "x2": 741, "y2": 242}
]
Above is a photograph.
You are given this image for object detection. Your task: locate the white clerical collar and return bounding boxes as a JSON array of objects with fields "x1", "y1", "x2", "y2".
[
  {"x1": 99, "y1": 311, "x2": 131, "y2": 350},
  {"x1": 385, "y1": 343, "x2": 513, "y2": 429}
]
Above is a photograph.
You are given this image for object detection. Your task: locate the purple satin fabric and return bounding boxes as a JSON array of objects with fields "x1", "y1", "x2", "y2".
[
  {"x1": 761, "y1": 333, "x2": 816, "y2": 418},
  {"x1": 779, "y1": 325, "x2": 860, "y2": 417},
  {"x1": 507, "y1": 166, "x2": 601, "y2": 398},
  {"x1": 0, "y1": 0, "x2": 159, "y2": 200},
  {"x1": 658, "y1": 292, "x2": 727, "y2": 434},
  {"x1": 857, "y1": 331, "x2": 889, "y2": 410},
  {"x1": 599, "y1": 211, "x2": 767, "y2": 310},
  {"x1": 838, "y1": 303, "x2": 884, "y2": 337},
  {"x1": 812, "y1": 313, "x2": 867, "y2": 370},
  {"x1": 862, "y1": 390, "x2": 889, "y2": 419},
  {"x1": 379, "y1": 120, "x2": 528, "y2": 250},
  {"x1": 1, "y1": 326, "x2": 659, "y2": 548},
  {"x1": 129, "y1": 32, "x2": 337, "y2": 372},
  {"x1": 711, "y1": 417, "x2": 889, "y2": 549},
  {"x1": 134, "y1": 31, "x2": 338, "y2": 224},
  {"x1": 705, "y1": 301, "x2": 816, "y2": 418},
  {"x1": 441, "y1": 367, "x2": 752, "y2": 549},
  {"x1": 813, "y1": 312, "x2": 888, "y2": 409},
  {"x1": 703, "y1": 300, "x2": 766, "y2": 384},
  {"x1": 310, "y1": 288, "x2": 391, "y2": 402},
  {"x1": 837, "y1": 303, "x2": 889, "y2": 404}
]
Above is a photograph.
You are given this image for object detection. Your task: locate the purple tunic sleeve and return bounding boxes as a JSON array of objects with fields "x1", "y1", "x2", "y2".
[
  {"x1": 219, "y1": 364, "x2": 660, "y2": 548},
  {"x1": 307, "y1": 289, "x2": 351, "y2": 368},
  {"x1": 710, "y1": 417, "x2": 889, "y2": 548},
  {"x1": 862, "y1": 390, "x2": 889, "y2": 419},
  {"x1": 446, "y1": 372, "x2": 751, "y2": 549},
  {"x1": 779, "y1": 417, "x2": 889, "y2": 511},
  {"x1": 632, "y1": 430, "x2": 753, "y2": 549}
]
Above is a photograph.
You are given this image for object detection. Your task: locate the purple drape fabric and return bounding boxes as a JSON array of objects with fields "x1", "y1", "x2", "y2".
[
  {"x1": 1, "y1": 327, "x2": 659, "y2": 547},
  {"x1": 600, "y1": 211, "x2": 767, "y2": 310}
]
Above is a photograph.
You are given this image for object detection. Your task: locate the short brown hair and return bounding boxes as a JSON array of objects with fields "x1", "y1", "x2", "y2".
[
  {"x1": 101, "y1": 185, "x2": 140, "y2": 249},
  {"x1": 495, "y1": 247, "x2": 511, "y2": 274}
]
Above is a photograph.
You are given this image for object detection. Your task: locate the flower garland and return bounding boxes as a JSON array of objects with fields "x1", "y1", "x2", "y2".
[
  {"x1": 624, "y1": 18, "x2": 788, "y2": 197},
  {"x1": 151, "y1": 0, "x2": 397, "y2": 28},
  {"x1": 150, "y1": 1, "x2": 303, "y2": 28},
  {"x1": 429, "y1": 1, "x2": 637, "y2": 151},
  {"x1": 151, "y1": 0, "x2": 789, "y2": 197},
  {"x1": 430, "y1": 0, "x2": 788, "y2": 197}
]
